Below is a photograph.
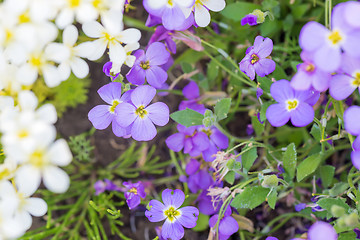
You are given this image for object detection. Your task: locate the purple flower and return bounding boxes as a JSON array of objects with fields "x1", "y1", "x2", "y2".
[
  {"x1": 166, "y1": 124, "x2": 210, "y2": 156},
  {"x1": 88, "y1": 82, "x2": 132, "y2": 137},
  {"x1": 209, "y1": 205, "x2": 239, "y2": 240},
  {"x1": 295, "y1": 203, "x2": 307, "y2": 212},
  {"x1": 200, "y1": 126, "x2": 229, "y2": 162},
  {"x1": 115, "y1": 85, "x2": 169, "y2": 141},
  {"x1": 103, "y1": 62, "x2": 120, "y2": 80},
  {"x1": 123, "y1": 181, "x2": 147, "y2": 210},
  {"x1": 197, "y1": 191, "x2": 220, "y2": 215},
  {"x1": 145, "y1": 14, "x2": 162, "y2": 27},
  {"x1": 354, "y1": 228, "x2": 360, "y2": 239},
  {"x1": 344, "y1": 106, "x2": 360, "y2": 169},
  {"x1": 179, "y1": 81, "x2": 206, "y2": 114},
  {"x1": 148, "y1": 26, "x2": 177, "y2": 54},
  {"x1": 299, "y1": 2, "x2": 360, "y2": 72},
  {"x1": 308, "y1": 221, "x2": 337, "y2": 240},
  {"x1": 246, "y1": 124, "x2": 254, "y2": 135},
  {"x1": 329, "y1": 54, "x2": 360, "y2": 100},
  {"x1": 290, "y1": 51, "x2": 332, "y2": 92},
  {"x1": 239, "y1": 36, "x2": 276, "y2": 80},
  {"x1": 104, "y1": 179, "x2": 122, "y2": 191},
  {"x1": 256, "y1": 87, "x2": 263, "y2": 99},
  {"x1": 266, "y1": 237, "x2": 278, "y2": 240},
  {"x1": 145, "y1": 189, "x2": 199, "y2": 240},
  {"x1": 266, "y1": 80, "x2": 317, "y2": 127},
  {"x1": 185, "y1": 159, "x2": 214, "y2": 193},
  {"x1": 241, "y1": 14, "x2": 257, "y2": 26},
  {"x1": 94, "y1": 180, "x2": 106, "y2": 195},
  {"x1": 127, "y1": 42, "x2": 170, "y2": 88}
]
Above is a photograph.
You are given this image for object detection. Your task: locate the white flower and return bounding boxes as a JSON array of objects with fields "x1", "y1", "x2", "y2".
[
  {"x1": 55, "y1": 0, "x2": 98, "y2": 29},
  {"x1": 15, "y1": 138, "x2": 72, "y2": 195},
  {"x1": 79, "y1": 20, "x2": 141, "y2": 69},
  {"x1": 47, "y1": 25, "x2": 89, "y2": 80},
  {"x1": 0, "y1": 158, "x2": 17, "y2": 181},
  {"x1": 193, "y1": 0, "x2": 226, "y2": 27},
  {"x1": 147, "y1": 0, "x2": 194, "y2": 10},
  {"x1": 0, "y1": 181, "x2": 47, "y2": 231},
  {"x1": 124, "y1": 42, "x2": 139, "y2": 67}
]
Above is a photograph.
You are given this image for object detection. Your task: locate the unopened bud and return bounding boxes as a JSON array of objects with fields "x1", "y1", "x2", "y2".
[
  {"x1": 331, "y1": 205, "x2": 346, "y2": 218},
  {"x1": 261, "y1": 174, "x2": 279, "y2": 188},
  {"x1": 344, "y1": 212, "x2": 359, "y2": 227}
]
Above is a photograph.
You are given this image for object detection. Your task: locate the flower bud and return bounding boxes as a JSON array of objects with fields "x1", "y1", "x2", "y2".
[
  {"x1": 344, "y1": 212, "x2": 359, "y2": 227},
  {"x1": 261, "y1": 175, "x2": 279, "y2": 188},
  {"x1": 330, "y1": 205, "x2": 346, "y2": 217}
]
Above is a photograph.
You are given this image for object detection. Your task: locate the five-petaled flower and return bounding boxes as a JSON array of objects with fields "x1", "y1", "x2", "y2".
[
  {"x1": 145, "y1": 189, "x2": 199, "y2": 240},
  {"x1": 123, "y1": 181, "x2": 147, "y2": 210}
]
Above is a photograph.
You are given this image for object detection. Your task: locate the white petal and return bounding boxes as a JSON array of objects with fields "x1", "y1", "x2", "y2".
[
  {"x1": 25, "y1": 198, "x2": 47, "y2": 217},
  {"x1": 15, "y1": 165, "x2": 41, "y2": 196},
  {"x1": 43, "y1": 166, "x2": 70, "y2": 193},
  {"x1": 42, "y1": 64, "x2": 62, "y2": 87},
  {"x1": 58, "y1": 62, "x2": 71, "y2": 81},
  {"x1": 17, "y1": 64, "x2": 38, "y2": 86},
  {"x1": 63, "y1": 25, "x2": 78, "y2": 46},
  {"x1": 45, "y1": 43, "x2": 70, "y2": 63},
  {"x1": 82, "y1": 21, "x2": 104, "y2": 38},
  {"x1": 36, "y1": 104, "x2": 57, "y2": 124},
  {"x1": 116, "y1": 28, "x2": 141, "y2": 44},
  {"x1": 81, "y1": 39, "x2": 107, "y2": 61},
  {"x1": 14, "y1": 211, "x2": 32, "y2": 230},
  {"x1": 75, "y1": 5, "x2": 98, "y2": 24},
  {"x1": 203, "y1": 0, "x2": 225, "y2": 12},
  {"x1": 70, "y1": 57, "x2": 89, "y2": 78},
  {"x1": 101, "y1": 9, "x2": 124, "y2": 35},
  {"x1": 55, "y1": 8, "x2": 74, "y2": 29},
  {"x1": 18, "y1": 91, "x2": 38, "y2": 111},
  {"x1": 48, "y1": 139, "x2": 72, "y2": 167},
  {"x1": 109, "y1": 41, "x2": 126, "y2": 66},
  {"x1": 194, "y1": 4, "x2": 211, "y2": 27},
  {"x1": 147, "y1": 0, "x2": 167, "y2": 9}
]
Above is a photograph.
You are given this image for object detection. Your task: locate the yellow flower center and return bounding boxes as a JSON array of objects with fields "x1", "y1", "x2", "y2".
[
  {"x1": 17, "y1": 129, "x2": 29, "y2": 139},
  {"x1": 103, "y1": 32, "x2": 115, "y2": 43},
  {"x1": 250, "y1": 54, "x2": 259, "y2": 65},
  {"x1": 164, "y1": 206, "x2": 180, "y2": 222},
  {"x1": 305, "y1": 63, "x2": 315, "y2": 72},
  {"x1": 328, "y1": 30, "x2": 342, "y2": 45},
  {"x1": 4, "y1": 29, "x2": 13, "y2": 44},
  {"x1": 202, "y1": 129, "x2": 212, "y2": 137},
  {"x1": 29, "y1": 150, "x2": 47, "y2": 168},
  {"x1": 352, "y1": 72, "x2": 360, "y2": 87},
  {"x1": 29, "y1": 55, "x2": 44, "y2": 69},
  {"x1": 0, "y1": 168, "x2": 11, "y2": 180},
  {"x1": 140, "y1": 61, "x2": 150, "y2": 70},
  {"x1": 92, "y1": 0, "x2": 103, "y2": 9},
  {"x1": 18, "y1": 11, "x2": 30, "y2": 24},
  {"x1": 135, "y1": 105, "x2": 148, "y2": 118},
  {"x1": 286, "y1": 99, "x2": 299, "y2": 111},
  {"x1": 68, "y1": 0, "x2": 81, "y2": 8},
  {"x1": 167, "y1": 0, "x2": 174, "y2": 7},
  {"x1": 109, "y1": 100, "x2": 120, "y2": 113},
  {"x1": 129, "y1": 187, "x2": 138, "y2": 194}
]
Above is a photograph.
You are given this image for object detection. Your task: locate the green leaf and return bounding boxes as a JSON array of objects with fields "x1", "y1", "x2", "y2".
[
  {"x1": 271, "y1": 65, "x2": 287, "y2": 80},
  {"x1": 317, "y1": 198, "x2": 350, "y2": 215},
  {"x1": 257, "y1": 76, "x2": 272, "y2": 93},
  {"x1": 170, "y1": 109, "x2": 204, "y2": 127},
  {"x1": 231, "y1": 186, "x2": 270, "y2": 210},
  {"x1": 181, "y1": 62, "x2": 193, "y2": 73},
  {"x1": 267, "y1": 189, "x2": 277, "y2": 209},
  {"x1": 260, "y1": 20, "x2": 282, "y2": 37},
  {"x1": 319, "y1": 165, "x2": 335, "y2": 188},
  {"x1": 282, "y1": 143, "x2": 297, "y2": 180},
  {"x1": 296, "y1": 153, "x2": 322, "y2": 182},
  {"x1": 338, "y1": 231, "x2": 357, "y2": 240},
  {"x1": 221, "y1": 2, "x2": 260, "y2": 21},
  {"x1": 291, "y1": 4, "x2": 310, "y2": 19},
  {"x1": 214, "y1": 98, "x2": 232, "y2": 121},
  {"x1": 251, "y1": 116, "x2": 265, "y2": 136},
  {"x1": 192, "y1": 213, "x2": 210, "y2": 232},
  {"x1": 310, "y1": 124, "x2": 321, "y2": 141},
  {"x1": 224, "y1": 171, "x2": 235, "y2": 185},
  {"x1": 242, "y1": 147, "x2": 258, "y2": 172},
  {"x1": 329, "y1": 182, "x2": 349, "y2": 196},
  {"x1": 260, "y1": 101, "x2": 273, "y2": 122}
]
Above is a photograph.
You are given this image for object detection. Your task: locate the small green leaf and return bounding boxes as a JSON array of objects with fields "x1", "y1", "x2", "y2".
[
  {"x1": 317, "y1": 198, "x2": 350, "y2": 216},
  {"x1": 181, "y1": 62, "x2": 193, "y2": 73},
  {"x1": 242, "y1": 147, "x2": 258, "y2": 172},
  {"x1": 251, "y1": 116, "x2": 265, "y2": 136},
  {"x1": 221, "y1": 2, "x2": 260, "y2": 21},
  {"x1": 296, "y1": 153, "x2": 322, "y2": 182},
  {"x1": 224, "y1": 171, "x2": 235, "y2": 185},
  {"x1": 192, "y1": 213, "x2": 210, "y2": 232},
  {"x1": 231, "y1": 186, "x2": 270, "y2": 210},
  {"x1": 338, "y1": 231, "x2": 357, "y2": 240},
  {"x1": 329, "y1": 182, "x2": 349, "y2": 196},
  {"x1": 282, "y1": 143, "x2": 297, "y2": 180},
  {"x1": 271, "y1": 65, "x2": 287, "y2": 80},
  {"x1": 215, "y1": 98, "x2": 231, "y2": 121},
  {"x1": 267, "y1": 189, "x2": 277, "y2": 209},
  {"x1": 260, "y1": 101, "x2": 273, "y2": 122},
  {"x1": 257, "y1": 76, "x2": 272, "y2": 93},
  {"x1": 319, "y1": 165, "x2": 335, "y2": 188},
  {"x1": 310, "y1": 124, "x2": 321, "y2": 141},
  {"x1": 170, "y1": 109, "x2": 204, "y2": 127}
]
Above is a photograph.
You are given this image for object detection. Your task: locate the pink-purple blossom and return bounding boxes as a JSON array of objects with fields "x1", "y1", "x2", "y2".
[
  {"x1": 127, "y1": 42, "x2": 170, "y2": 89},
  {"x1": 145, "y1": 189, "x2": 199, "y2": 240},
  {"x1": 239, "y1": 36, "x2": 276, "y2": 80},
  {"x1": 308, "y1": 221, "x2": 337, "y2": 240},
  {"x1": 241, "y1": 14, "x2": 257, "y2": 26},
  {"x1": 266, "y1": 80, "x2": 319, "y2": 127},
  {"x1": 115, "y1": 85, "x2": 169, "y2": 141},
  {"x1": 123, "y1": 181, "x2": 146, "y2": 210},
  {"x1": 88, "y1": 82, "x2": 132, "y2": 137}
]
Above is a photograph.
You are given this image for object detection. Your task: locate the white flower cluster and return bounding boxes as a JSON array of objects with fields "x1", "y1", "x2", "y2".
[{"x1": 0, "y1": 0, "x2": 141, "y2": 238}]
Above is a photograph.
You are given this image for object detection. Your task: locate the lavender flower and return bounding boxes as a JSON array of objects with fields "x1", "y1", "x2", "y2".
[
  {"x1": 308, "y1": 221, "x2": 337, "y2": 240},
  {"x1": 88, "y1": 82, "x2": 132, "y2": 137},
  {"x1": 266, "y1": 237, "x2": 278, "y2": 240},
  {"x1": 145, "y1": 189, "x2": 199, "y2": 240},
  {"x1": 165, "y1": 124, "x2": 210, "y2": 156},
  {"x1": 123, "y1": 181, "x2": 146, "y2": 210},
  {"x1": 197, "y1": 191, "x2": 220, "y2": 215},
  {"x1": 127, "y1": 42, "x2": 170, "y2": 89},
  {"x1": 299, "y1": 2, "x2": 360, "y2": 72},
  {"x1": 179, "y1": 81, "x2": 206, "y2": 114},
  {"x1": 290, "y1": 51, "x2": 332, "y2": 92},
  {"x1": 266, "y1": 80, "x2": 318, "y2": 127},
  {"x1": 200, "y1": 126, "x2": 229, "y2": 162},
  {"x1": 115, "y1": 85, "x2": 169, "y2": 141},
  {"x1": 148, "y1": 26, "x2": 177, "y2": 54},
  {"x1": 344, "y1": 106, "x2": 360, "y2": 169},
  {"x1": 241, "y1": 14, "x2": 257, "y2": 26},
  {"x1": 185, "y1": 159, "x2": 214, "y2": 193},
  {"x1": 103, "y1": 62, "x2": 120, "y2": 81},
  {"x1": 295, "y1": 203, "x2": 307, "y2": 212},
  {"x1": 94, "y1": 180, "x2": 106, "y2": 195},
  {"x1": 209, "y1": 205, "x2": 239, "y2": 240},
  {"x1": 329, "y1": 54, "x2": 360, "y2": 100},
  {"x1": 239, "y1": 36, "x2": 276, "y2": 80}
]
